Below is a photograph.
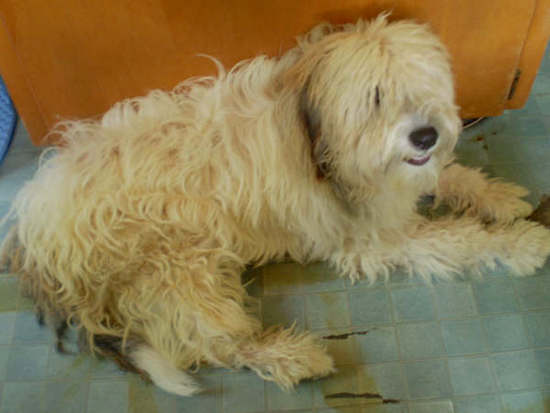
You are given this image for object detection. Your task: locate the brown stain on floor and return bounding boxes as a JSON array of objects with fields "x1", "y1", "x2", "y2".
[
  {"x1": 325, "y1": 392, "x2": 400, "y2": 404},
  {"x1": 322, "y1": 330, "x2": 370, "y2": 340},
  {"x1": 471, "y1": 134, "x2": 489, "y2": 151},
  {"x1": 528, "y1": 195, "x2": 550, "y2": 228},
  {"x1": 320, "y1": 330, "x2": 401, "y2": 412}
]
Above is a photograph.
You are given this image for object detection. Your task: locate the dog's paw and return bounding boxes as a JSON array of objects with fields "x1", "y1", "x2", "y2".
[
  {"x1": 273, "y1": 339, "x2": 335, "y2": 389},
  {"x1": 295, "y1": 336, "x2": 336, "y2": 380},
  {"x1": 474, "y1": 180, "x2": 533, "y2": 223},
  {"x1": 250, "y1": 328, "x2": 335, "y2": 389},
  {"x1": 498, "y1": 220, "x2": 550, "y2": 276}
]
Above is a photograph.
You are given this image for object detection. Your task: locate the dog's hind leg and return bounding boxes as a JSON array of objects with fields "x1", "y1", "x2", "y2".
[
  {"x1": 171, "y1": 257, "x2": 334, "y2": 389},
  {"x1": 123, "y1": 255, "x2": 333, "y2": 394},
  {"x1": 188, "y1": 286, "x2": 334, "y2": 389},
  {"x1": 436, "y1": 163, "x2": 533, "y2": 223}
]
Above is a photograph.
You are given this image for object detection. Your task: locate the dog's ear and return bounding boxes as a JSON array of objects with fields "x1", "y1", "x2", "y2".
[
  {"x1": 286, "y1": 41, "x2": 325, "y2": 142},
  {"x1": 299, "y1": 82, "x2": 321, "y2": 145},
  {"x1": 298, "y1": 82, "x2": 330, "y2": 179},
  {"x1": 283, "y1": 33, "x2": 352, "y2": 180},
  {"x1": 282, "y1": 40, "x2": 331, "y2": 180},
  {"x1": 281, "y1": 33, "x2": 342, "y2": 92}
]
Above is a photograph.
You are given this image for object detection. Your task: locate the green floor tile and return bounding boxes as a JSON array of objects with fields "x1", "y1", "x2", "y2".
[
  {"x1": 454, "y1": 395, "x2": 502, "y2": 413},
  {"x1": 391, "y1": 287, "x2": 435, "y2": 322},
  {"x1": 492, "y1": 350, "x2": 543, "y2": 391},
  {"x1": 266, "y1": 380, "x2": 313, "y2": 411},
  {"x1": 0, "y1": 382, "x2": 45, "y2": 413},
  {"x1": 306, "y1": 292, "x2": 351, "y2": 330},
  {"x1": 262, "y1": 294, "x2": 306, "y2": 329},
  {"x1": 348, "y1": 288, "x2": 392, "y2": 326},
  {"x1": 87, "y1": 380, "x2": 128, "y2": 413},
  {"x1": 441, "y1": 319, "x2": 487, "y2": 356},
  {"x1": 397, "y1": 322, "x2": 445, "y2": 360},
  {"x1": 408, "y1": 400, "x2": 453, "y2": 413},
  {"x1": 501, "y1": 390, "x2": 547, "y2": 413},
  {"x1": 473, "y1": 280, "x2": 519, "y2": 314},
  {"x1": 357, "y1": 362, "x2": 407, "y2": 400},
  {"x1": 6, "y1": 344, "x2": 50, "y2": 381},
  {"x1": 404, "y1": 359, "x2": 452, "y2": 399},
  {"x1": 448, "y1": 356, "x2": 496, "y2": 395},
  {"x1": 484, "y1": 314, "x2": 529, "y2": 352},
  {"x1": 222, "y1": 372, "x2": 265, "y2": 413},
  {"x1": 434, "y1": 282, "x2": 477, "y2": 319},
  {"x1": 356, "y1": 326, "x2": 399, "y2": 364},
  {"x1": 42, "y1": 380, "x2": 88, "y2": 413}
]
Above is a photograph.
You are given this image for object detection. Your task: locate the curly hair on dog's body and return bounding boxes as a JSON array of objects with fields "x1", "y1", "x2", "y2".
[{"x1": 2, "y1": 14, "x2": 550, "y2": 396}]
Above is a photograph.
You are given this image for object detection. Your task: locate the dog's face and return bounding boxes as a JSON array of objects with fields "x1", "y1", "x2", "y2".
[{"x1": 287, "y1": 15, "x2": 461, "y2": 201}]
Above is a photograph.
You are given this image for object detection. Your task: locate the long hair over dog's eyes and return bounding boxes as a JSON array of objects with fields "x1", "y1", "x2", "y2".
[{"x1": 375, "y1": 87, "x2": 381, "y2": 107}]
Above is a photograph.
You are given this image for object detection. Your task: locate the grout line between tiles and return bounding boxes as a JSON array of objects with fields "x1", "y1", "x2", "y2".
[
  {"x1": 479, "y1": 306, "x2": 505, "y2": 413},
  {"x1": 385, "y1": 280, "x2": 410, "y2": 402},
  {"x1": 512, "y1": 281, "x2": 537, "y2": 352}
]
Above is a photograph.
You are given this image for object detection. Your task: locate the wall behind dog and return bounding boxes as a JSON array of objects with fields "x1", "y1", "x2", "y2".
[{"x1": 0, "y1": 0, "x2": 549, "y2": 144}]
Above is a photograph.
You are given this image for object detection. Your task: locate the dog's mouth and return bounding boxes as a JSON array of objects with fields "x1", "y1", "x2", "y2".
[{"x1": 406, "y1": 155, "x2": 431, "y2": 166}]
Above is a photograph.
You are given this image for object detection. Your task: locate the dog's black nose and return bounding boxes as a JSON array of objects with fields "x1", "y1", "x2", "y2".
[{"x1": 409, "y1": 127, "x2": 438, "y2": 150}]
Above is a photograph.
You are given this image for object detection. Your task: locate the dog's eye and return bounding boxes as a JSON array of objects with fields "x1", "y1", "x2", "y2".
[{"x1": 375, "y1": 87, "x2": 381, "y2": 107}]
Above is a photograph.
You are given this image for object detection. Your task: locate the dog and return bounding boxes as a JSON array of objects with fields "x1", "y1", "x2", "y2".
[{"x1": 2, "y1": 14, "x2": 550, "y2": 396}]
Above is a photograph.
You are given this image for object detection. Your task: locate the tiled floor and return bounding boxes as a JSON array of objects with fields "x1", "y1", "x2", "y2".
[{"x1": 1, "y1": 52, "x2": 550, "y2": 413}]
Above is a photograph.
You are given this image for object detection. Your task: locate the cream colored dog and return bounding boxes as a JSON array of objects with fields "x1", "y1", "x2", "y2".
[{"x1": 2, "y1": 14, "x2": 550, "y2": 396}]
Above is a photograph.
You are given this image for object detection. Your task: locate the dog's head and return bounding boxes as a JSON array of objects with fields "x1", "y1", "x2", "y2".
[{"x1": 284, "y1": 14, "x2": 461, "y2": 203}]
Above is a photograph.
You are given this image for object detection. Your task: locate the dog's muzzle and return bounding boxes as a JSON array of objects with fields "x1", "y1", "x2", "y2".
[{"x1": 405, "y1": 126, "x2": 438, "y2": 166}]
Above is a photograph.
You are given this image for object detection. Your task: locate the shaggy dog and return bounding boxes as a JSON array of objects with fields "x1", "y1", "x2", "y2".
[{"x1": 2, "y1": 14, "x2": 550, "y2": 396}]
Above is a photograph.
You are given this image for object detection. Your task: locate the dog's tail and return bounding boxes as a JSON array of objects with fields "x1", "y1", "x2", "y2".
[
  {"x1": 90, "y1": 334, "x2": 201, "y2": 397},
  {"x1": 130, "y1": 344, "x2": 201, "y2": 397}
]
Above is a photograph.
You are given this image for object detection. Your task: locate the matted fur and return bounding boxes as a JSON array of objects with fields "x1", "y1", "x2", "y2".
[{"x1": 2, "y1": 14, "x2": 550, "y2": 395}]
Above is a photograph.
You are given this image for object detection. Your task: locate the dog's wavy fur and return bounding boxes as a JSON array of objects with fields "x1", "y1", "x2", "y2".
[{"x1": 2, "y1": 14, "x2": 550, "y2": 395}]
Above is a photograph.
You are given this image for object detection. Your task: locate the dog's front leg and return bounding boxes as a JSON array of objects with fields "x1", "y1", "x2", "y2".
[
  {"x1": 399, "y1": 217, "x2": 550, "y2": 280},
  {"x1": 329, "y1": 216, "x2": 550, "y2": 282},
  {"x1": 436, "y1": 163, "x2": 533, "y2": 223}
]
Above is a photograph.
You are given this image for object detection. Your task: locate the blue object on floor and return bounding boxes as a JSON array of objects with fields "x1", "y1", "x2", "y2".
[{"x1": 0, "y1": 76, "x2": 16, "y2": 164}]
